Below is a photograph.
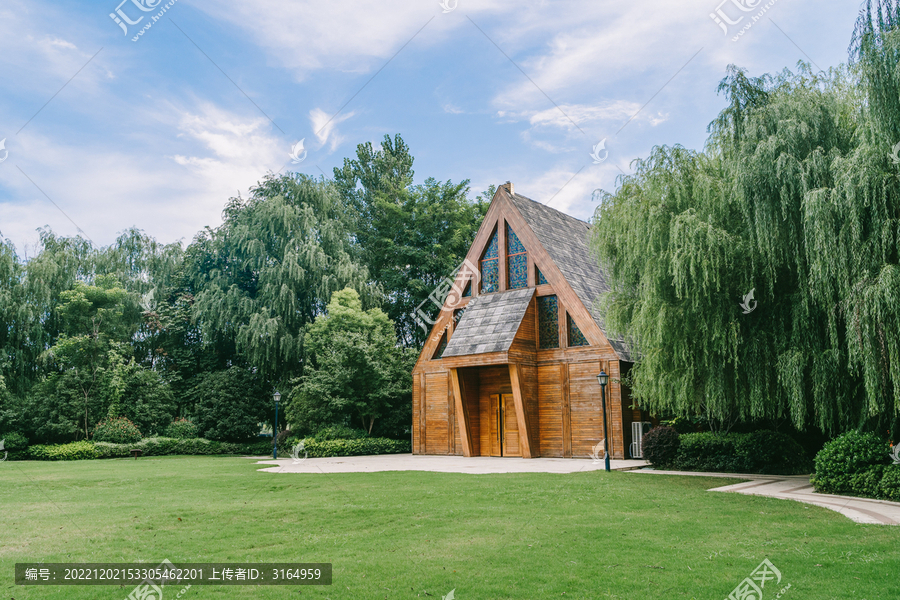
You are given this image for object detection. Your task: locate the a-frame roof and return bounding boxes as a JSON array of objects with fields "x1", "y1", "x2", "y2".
[
  {"x1": 415, "y1": 183, "x2": 635, "y2": 367},
  {"x1": 507, "y1": 192, "x2": 634, "y2": 361}
]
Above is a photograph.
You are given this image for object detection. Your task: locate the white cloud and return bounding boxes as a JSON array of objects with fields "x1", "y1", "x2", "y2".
[
  {"x1": 309, "y1": 108, "x2": 356, "y2": 150},
  {"x1": 46, "y1": 37, "x2": 77, "y2": 50},
  {"x1": 0, "y1": 102, "x2": 286, "y2": 253}
]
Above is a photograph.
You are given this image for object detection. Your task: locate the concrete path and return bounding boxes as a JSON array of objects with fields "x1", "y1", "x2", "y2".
[
  {"x1": 628, "y1": 469, "x2": 900, "y2": 526},
  {"x1": 251, "y1": 453, "x2": 649, "y2": 475}
]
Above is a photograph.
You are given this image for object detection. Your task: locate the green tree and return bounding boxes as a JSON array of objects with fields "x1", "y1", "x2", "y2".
[
  {"x1": 592, "y1": 45, "x2": 900, "y2": 436},
  {"x1": 334, "y1": 134, "x2": 489, "y2": 347},
  {"x1": 187, "y1": 173, "x2": 375, "y2": 385},
  {"x1": 288, "y1": 288, "x2": 412, "y2": 436},
  {"x1": 190, "y1": 367, "x2": 269, "y2": 442},
  {"x1": 39, "y1": 276, "x2": 140, "y2": 439}
]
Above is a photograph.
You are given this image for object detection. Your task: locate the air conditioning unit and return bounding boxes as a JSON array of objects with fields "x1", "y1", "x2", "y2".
[{"x1": 630, "y1": 421, "x2": 652, "y2": 459}]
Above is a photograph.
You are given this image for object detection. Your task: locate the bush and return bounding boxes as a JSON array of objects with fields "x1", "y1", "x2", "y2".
[
  {"x1": 164, "y1": 418, "x2": 198, "y2": 439},
  {"x1": 93, "y1": 417, "x2": 142, "y2": 444},
  {"x1": 735, "y1": 430, "x2": 811, "y2": 475},
  {"x1": 91, "y1": 437, "x2": 272, "y2": 459},
  {"x1": 28, "y1": 441, "x2": 99, "y2": 461},
  {"x1": 813, "y1": 430, "x2": 890, "y2": 495},
  {"x1": 280, "y1": 436, "x2": 409, "y2": 458},
  {"x1": 313, "y1": 424, "x2": 368, "y2": 441},
  {"x1": 641, "y1": 426, "x2": 680, "y2": 467},
  {"x1": 674, "y1": 432, "x2": 745, "y2": 472},
  {"x1": 879, "y1": 465, "x2": 900, "y2": 501},
  {"x1": 1, "y1": 431, "x2": 29, "y2": 452}
]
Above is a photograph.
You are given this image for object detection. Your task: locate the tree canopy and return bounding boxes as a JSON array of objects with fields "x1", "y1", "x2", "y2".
[{"x1": 592, "y1": 6, "x2": 900, "y2": 435}]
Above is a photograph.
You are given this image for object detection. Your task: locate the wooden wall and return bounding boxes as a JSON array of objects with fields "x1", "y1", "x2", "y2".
[{"x1": 413, "y1": 358, "x2": 630, "y2": 459}]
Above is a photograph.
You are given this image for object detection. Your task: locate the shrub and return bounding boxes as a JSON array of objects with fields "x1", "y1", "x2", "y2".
[
  {"x1": 641, "y1": 426, "x2": 680, "y2": 467},
  {"x1": 303, "y1": 437, "x2": 410, "y2": 458},
  {"x1": 674, "y1": 432, "x2": 745, "y2": 472},
  {"x1": 94, "y1": 437, "x2": 272, "y2": 458},
  {"x1": 313, "y1": 424, "x2": 368, "y2": 441},
  {"x1": 275, "y1": 429, "x2": 294, "y2": 448},
  {"x1": 164, "y1": 418, "x2": 198, "y2": 439},
  {"x1": 735, "y1": 430, "x2": 811, "y2": 475},
  {"x1": 879, "y1": 465, "x2": 900, "y2": 501},
  {"x1": 28, "y1": 441, "x2": 99, "y2": 461},
  {"x1": 92, "y1": 417, "x2": 143, "y2": 444},
  {"x1": 1, "y1": 431, "x2": 29, "y2": 452},
  {"x1": 813, "y1": 430, "x2": 890, "y2": 495}
]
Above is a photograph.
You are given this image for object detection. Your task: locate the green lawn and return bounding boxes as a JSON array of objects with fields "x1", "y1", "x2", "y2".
[{"x1": 0, "y1": 456, "x2": 897, "y2": 599}]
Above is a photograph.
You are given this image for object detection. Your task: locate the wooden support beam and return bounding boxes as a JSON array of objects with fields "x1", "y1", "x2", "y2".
[
  {"x1": 561, "y1": 363, "x2": 572, "y2": 458},
  {"x1": 508, "y1": 364, "x2": 533, "y2": 458},
  {"x1": 449, "y1": 368, "x2": 474, "y2": 457}
]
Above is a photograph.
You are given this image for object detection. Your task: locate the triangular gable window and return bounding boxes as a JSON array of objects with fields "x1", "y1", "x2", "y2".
[
  {"x1": 507, "y1": 225, "x2": 527, "y2": 290},
  {"x1": 536, "y1": 266, "x2": 548, "y2": 285},
  {"x1": 480, "y1": 227, "x2": 499, "y2": 294},
  {"x1": 567, "y1": 313, "x2": 589, "y2": 347}
]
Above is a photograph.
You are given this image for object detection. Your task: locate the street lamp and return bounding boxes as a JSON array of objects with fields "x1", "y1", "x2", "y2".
[
  {"x1": 273, "y1": 391, "x2": 281, "y2": 459},
  {"x1": 596, "y1": 371, "x2": 610, "y2": 472}
]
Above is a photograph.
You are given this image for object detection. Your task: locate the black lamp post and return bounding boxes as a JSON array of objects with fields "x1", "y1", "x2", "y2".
[
  {"x1": 596, "y1": 371, "x2": 610, "y2": 472},
  {"x1": 273, "y1": 391, "x2": 281, "y2": 459}
]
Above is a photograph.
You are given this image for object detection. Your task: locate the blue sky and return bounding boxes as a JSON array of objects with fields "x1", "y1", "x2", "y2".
[{"x1": 0, "y1": 0, "x2": 864, "y2": 255}]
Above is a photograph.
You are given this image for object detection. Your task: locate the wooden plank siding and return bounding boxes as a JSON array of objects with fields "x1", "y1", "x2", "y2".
[{"x1": 424, "y1": 372, "x2": 449, "y2": 455}]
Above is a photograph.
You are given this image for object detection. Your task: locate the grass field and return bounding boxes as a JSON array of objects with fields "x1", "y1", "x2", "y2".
[{"x1": 0, "y1": 456, "x2": 897, "y2": 599}]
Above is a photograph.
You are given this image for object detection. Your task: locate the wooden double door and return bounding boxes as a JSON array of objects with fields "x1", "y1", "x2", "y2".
[{"x1": 488, "y1": 393, "x2": 521, "y2": 457}]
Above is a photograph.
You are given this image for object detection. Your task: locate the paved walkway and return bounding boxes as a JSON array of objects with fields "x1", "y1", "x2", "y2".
[
  {"x1": 628, "y1": 469, "x2": 900, "y2": 526},
  {"x1": 252, "y1": 453, "x2": 649, "y2": 474}
]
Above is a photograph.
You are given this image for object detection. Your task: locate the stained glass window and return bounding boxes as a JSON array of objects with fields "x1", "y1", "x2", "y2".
[
  {"x1": 481, "y1": 228, "x2": 499, "y2": 293},
  {"x1": 433, "y1": 332, "x2": 448, "y2": 359},
  {"x1": 567, "y1": 314, "x2": 589, "y2": 347},
  {"x1": 536, "y1": 267, "x2": 548, "y2": 285},
  {"x1": 462, "y1": 282, "x2": 471, "y2": 297},
  {"x1": 538, "y1": 295, "x2": 559, "y2": 349},
  {"x1": 507, "y1": 225, "x2": 528, "y2": 290},
  {"x1": 454, "y1": 308, "x2": 465, "y2": 324}
]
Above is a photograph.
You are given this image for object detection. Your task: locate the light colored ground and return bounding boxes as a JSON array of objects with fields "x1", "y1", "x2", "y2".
[
  {"x1": 628, "y1": 469, "x2": 900, "y2": 526},
  {"x1": 251, "y1": 453, "x2": 649, "y2": 474}
]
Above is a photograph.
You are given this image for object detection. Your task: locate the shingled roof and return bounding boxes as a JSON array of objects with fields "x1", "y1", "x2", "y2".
[
  {"x1": 441, "y1": 288, "x2": 535, "y2": 357},
  {"x1": 508, "y1": 192, "x2": 635, "y2": 362}
]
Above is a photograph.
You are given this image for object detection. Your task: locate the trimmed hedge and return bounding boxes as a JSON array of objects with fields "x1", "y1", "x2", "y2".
[
  {"x1": 812, "y1": 431, "x2": 894, "y2": 499},
  {"x1": 643, "y1": 429, "x2": 812, "y2": 475},
  {"x1": 28, "y1": 441, "x2": 99, "y2": 461},
  {"x1": 27, "y1": 438, "x2": 272, "y2": 460},
  {"x1": 281, "y1": 437, "x2": 410, "y2": 458},
  {"x1": 24, "y1": 436, "x2": 409, "y2": 461}
]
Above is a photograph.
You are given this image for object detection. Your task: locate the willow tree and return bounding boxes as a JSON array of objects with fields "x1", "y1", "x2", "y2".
[
  {"x1": 187, "y1": 173, "x2": 376, "y2": 385},
  {"x1": 593, "y1": 29, "x2": 900, "y2": 435}
]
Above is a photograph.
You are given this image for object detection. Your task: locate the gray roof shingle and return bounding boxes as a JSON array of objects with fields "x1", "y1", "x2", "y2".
[
  {"x1": 508, "y1": 192, "x2": 635, "y2": 361},
  {"x1": 441, "y1": 288, "x2": 535, "y2": 357}
]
